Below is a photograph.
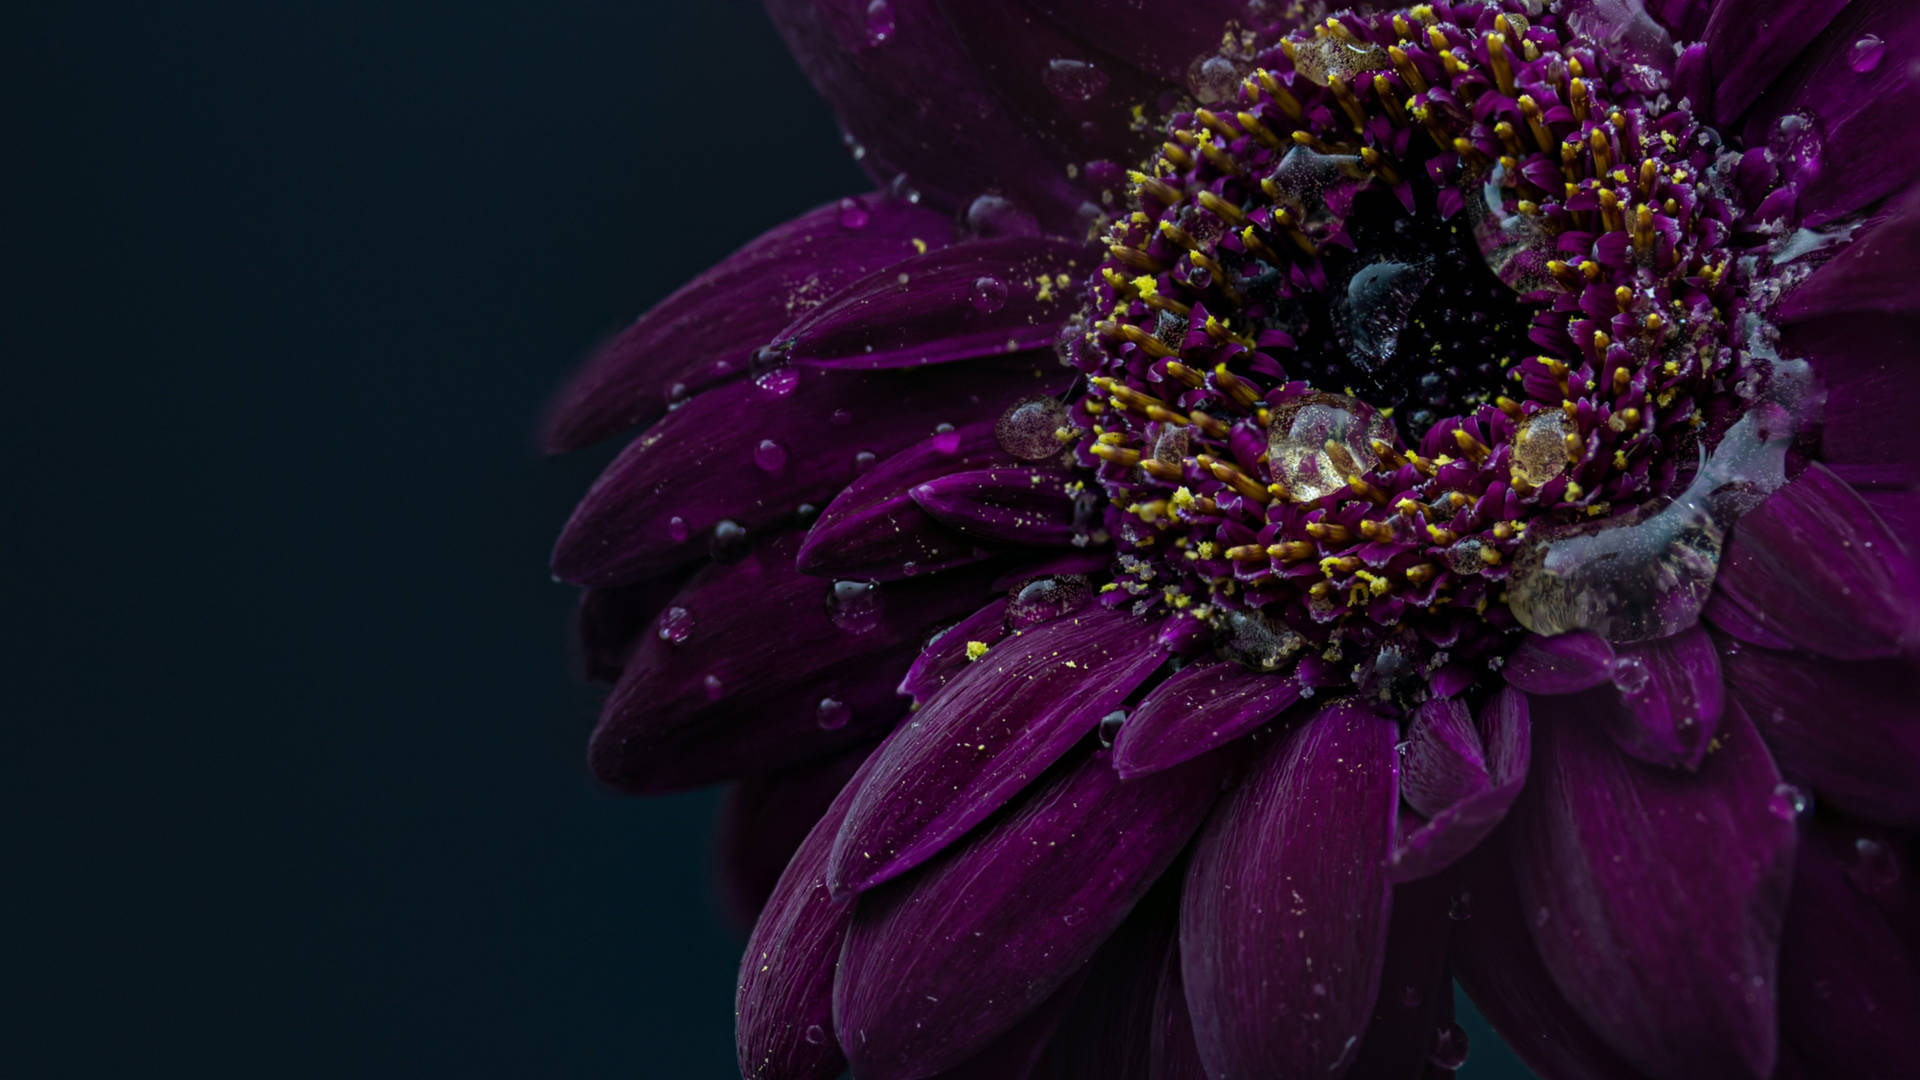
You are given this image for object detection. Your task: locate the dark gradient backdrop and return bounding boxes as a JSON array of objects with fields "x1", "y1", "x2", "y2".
[{"x1": 14, "y1": 3, "x2": 1531, "y2": 1075}]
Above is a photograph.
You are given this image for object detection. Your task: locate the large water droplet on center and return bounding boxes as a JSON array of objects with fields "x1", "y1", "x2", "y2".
[
  {"x1": 1267, "y1": 392, "x2": 1394, "y2": 502},
  {"x1": 1005, "y1": 574, "x2": 1093, "y2": 630},
  {"x1": 827, "y1": 580, "x2": 884, "y2": 633},
  {"x1": 1266, "y1": 145, "x2": 1369, "y2": 240},
  {"x1": 1341, "y1": 259, "x2": 1433, "y2": 372},
  {"x1": 1509, "y1": 409, "x2": 1573, "y2": 486},
  {"x1": 1290, "y1": 36, "x2": 1388, "y2": 87},
  {"x1": 996, "y1": 395, "x2": 1071, "y2": 461}
]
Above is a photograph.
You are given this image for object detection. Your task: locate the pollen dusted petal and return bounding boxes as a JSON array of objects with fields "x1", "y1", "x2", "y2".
[
  {"x1": 1111, "y1": 659, "x2": 1301, "y2": 778},
  {"x1": 832, "y1": 748, "x2": 1225, "y2": 1080},
  {"x1": 1723, "y1": 643, "x2": 1920, "y2": 826},
  {"x1": 826, "y1": 607, "x2": 1166, "y2": 896},
  {"x1": 544, "y1": 192, "x2": 953, "y2": 452},
  {"x1": 895, "y1": 597, "x2": 1010, "y2": 706},
  {"x1": 910, "y1": 466, "x2": 1086, "y2": 547},
  {"x1": 1715, "y1": 462, "x2": 1920, "y2": 660},
  {"x1": 552, "y1": 356, "x2": 1059, "y2": 587},
  {"x1": 1501, "y1": 630, "x2": 1617, "y2": 695},
  {"x1": 1509, "y1": 696, "x2": 1796, "y2": 1080},
  {"x1": 1180, "y1": 701, "x2": 1400, "y2": 1080},
  {"x1": 1389, "y1": 686, "x2": 1530, "y2": 883},
  {"x1": 1591, "y1": 623, "x2": 1724, "y2": 770},
  {"x1": 797, "y1": 419, "x2": 1012, "y2": 580},
  {"x1": 1451, "y1": 836, "x2": 1648, "y2": 1080}
]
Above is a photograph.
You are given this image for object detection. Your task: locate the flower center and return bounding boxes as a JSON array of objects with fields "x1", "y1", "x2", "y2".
[{"x1": 1062, "y1": 0, "x2": 1817, "y2": 703}]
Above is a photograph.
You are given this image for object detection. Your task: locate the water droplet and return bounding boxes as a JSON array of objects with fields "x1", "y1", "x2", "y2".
[
  {"x1": 796, "y1": 502, "x2": 820, "y2": 524},
  {"x1": 816, "y1": 697, "x2": 852, "y2": 730},
  {"x1": 1445, "y1": 539, "x2": 1486, "y2": 576},
  {"x1": 657, "y1": 606, "x2": 694, "y2": 644},
  {"x1": 995, "y1": 395, "x2": 1070, "y2": 461},
  {"x1": 702, "y1": 673, "x2": 725, "y2": 701},
  {"x1": 852, "y1": 449, "x2": 878, "y2": 473},
  {"x1": 828, "y1": 580, "x2": 884, "y2": 633},
  {"x1": 1153, "y1": 425, "x2": 1190, "y2": 467},
  {"x1": 1265, "y1": 145, "x2": 1369, "y2": 240},
  {"x1": 665, "y1": 381, "x2": 690, "y2": 410},
  {"x1": 1507, "y1": 410, "x2": 1789, "y2": 642},
  {"x1": 1448, "y1": 890, "x2": 1472, "y2": 921},
  {"x1": 667, "y1": 515, "x2": 689, "y2": 543},
  {"x1": 1213, "y1": 609, "x2": 1307, "y2": 672},
  {"x1": 929, "y1": 422, "x2": 962, "y2": 455},
  {"x1": 1006, "y1": 574, "x2": 1094, "y2": 629},
  {"x1": 1850, "y1": 837, "x2": 1901, "y2": 893},
  {"x1": 1768, "y1": 782, "x2": 1810, "y2": 821},
  {"x1": 965, "y1": 193, "x2": 1040, "y2": 238},
  {"x1": 1767, "y1": 112, "x2": 1823, "y2": 182},
  {"x1": 802, "y1": 1023, "x2": 829, "y2": 1046},
  {"x1": 1267, "y1": 392, "x2": 1393, "y2": 502},
  {"x1": 863, "y1": 0, "x2": 894, "y2": 46},
  {"x1": 1469, "y1": 166, "x2": 1556, "y2": 292},
  {"x1": 886, "y1": 172, "x2": 921, "y2": 205},
  {"x1": 837, "y1": 196, "x2": 870, "y2": 229},
  {"x1": 1341, "y1": 260, "x2": 1432, "y2": 371},
  {"x1": 830, "y1": 407, "x2": 854, "y2": 426},
  {"x1": 755, "y1": 367, "x2": 799, "y2": 396},
  {"x1": 1290, "y1": 36, "x2": 1388, "y2": 88},
  {"x1": 754, "y1": 439, "x2": 788, "y2": 473},
  {"x1": 1429, "y1": 1021, "x2": 1471, "y2": 1069},
  {"x1": 1401, "y1": 985, "x2": 1423, "y2": 1008},
  {"x1": 1610, "y1": 654, "x2": 1650, "y2": 694},
  {"x1": 1356, "y1": 642, "x2": 1423, "y2": 709},
  {"x1": 1186, "y1": 54, "x2": 1243, "y2": 102},
  {"x1": 1042, "y1": 57, "x2": 1109, "y2": 102},
  {"x1": 1097, "y1": 709, "x2": 1127, "y2": 747},
  {"x1": 1849, "y1": 34, "x2": 1886, "y2": 73},
  {"x1": 1511, "y1": 409, "x2": 1574, "y2": 486},
  {"x1": 710, "y1": 520, "x2": 749, "y2": 562},
  {"x1": 970, "y1": 275, "x2": 1008, "y2": 313}
]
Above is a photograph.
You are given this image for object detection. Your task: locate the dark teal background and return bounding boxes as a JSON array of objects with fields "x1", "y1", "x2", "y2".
[{"x1": 12, "y1": 1, "x2": 1531, "y2": 1074}]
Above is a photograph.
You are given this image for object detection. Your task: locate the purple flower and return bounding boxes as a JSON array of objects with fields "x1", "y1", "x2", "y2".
[{"x1": 546, "y1": 1, "x2": 1920, "y2": 1076}]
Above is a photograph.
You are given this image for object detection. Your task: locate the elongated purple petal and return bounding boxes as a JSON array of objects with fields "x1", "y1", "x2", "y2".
[
  {"x1": 590, "y1": 534, "x2": 1000, "y2": 791},
  {"x1": 1148, "y1": 935, "x2": 1209, "y2": 1080},
  {"x1": 1031, "y1": 884, "x2": 1178, "y2": 1080},
  {"x1": 1780, "y1": 185, "x2": 1920, "y2": 323},
  {"x1": 783, "y1": 237, "x2": 1085, "y2": 369},
  {"x1": 798, "y1": 420, "x2": 1009, "y2": 579},
  {"x1": 1509, "y1": 695, "x2": 1797, "y2": 1079},
  {"x1": 1594, "y1": 624, "x2": 1724, "y2": 769},
  {"x1": 1777, "y1": 826, "x2": 1920, "y2": 1076},
  {"x1": 827, "y1": 608, "x2": 1166, "y2": 896},
  {"x1": 1181, "y1": 701, "x2": 1400, "y2": 1079},
  {"x1": 1502, "y1": 630, "x2": 1615, "y2": 695},
  {"x1": 1346, "y1": 875, "x2": 1455, "y2": 1080},
  {"x1": 737, "y1": 757, "x2": 871, "y2": 1080},
  {"x1": 545, "y1": 193, "x2": 951, "y2": 451},
  {"x1": 1723, "y1": 642, "x2": 1920, "y2": 826},
  {"x1": 552, "y1": 356, "x2": 1064, "y2": 586},
  {"x1": 1702, "y1": 0, "x2": 1850, "y2": 125},
  {"x1": 834, "y1": 748, "x2": 1224, "y2": 1080},
  {"x1": 1389, "y1": 687, "x2": 1529, "y2": 883},
  {"x1": 911, "y1": 466, "x2": 1084, "y2": 546},
  {"x1": 718, "y1": 746, "x2": 873, "y2": 931},
  {"x1": 897, "y1": 599, "x2": 1010, "y2": 706},
  {"x1": 1112, "y1": 660, "x2": 1301, "y2": 778},
  {"x1": 930, "y1": 973, "x2": 1085, "y2": 1080},
  {"x1": 1450, "y1": 837, "x2": 1646, "y2": 1080},
  {"x1": 1401, "y1": 698, "x2": 1487, "y2": 819},
  {"x1": 1715, "y1": 462, "x2": 1919, "y2": 660}
]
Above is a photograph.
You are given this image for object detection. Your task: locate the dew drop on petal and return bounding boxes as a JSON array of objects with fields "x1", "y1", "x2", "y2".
[
  {"x1": 996, "y1": 395, "x2": 1071, "y2": 461},
  {"x1": 657, "y1": 605, "x2": 694, "y2": 644},
  {"x1": 1609, "y1": 654, "x2": 1650, "y2": 693},
  {"x1": 1510, "y1": 409, "x2": 1574, "y2": 486},
  {"x1": 1342, "y1": 259, "x2": 1432, "y2": 372},
  {"x1": 1768, "y1": 782, "x2": 1810, "y2": 821},
  {"x1": 1213, "y1": 609, "x2": 1307, "y2": 672},
  {"x1": 1042, "y1": 58, "x2": 1109, "y2": 102},
  {"x1": 830, "y1": 407, "x2": 854, "y2": 427},
  {"x1": 965, "y1": 193, "x2": 1040, "y2": 238},
  {"x1": 803, "y1": 1023, "x2": 829, "y2": 1046},
  {"x1": 710, "y1": 519, "x2": 749, "y2": 562},
  {"x1": 853, "y1": 449, "x2": 878, "y2": 473},
  {"x1": 837, "y1": 196, "x2": 870, "y2": 229},
  {"x1": 816, "y1": 697, "x2": 852, "y2": 731},
  {"x1": 754, "y1": 438, "x2": 787, "y2": 473},
  {"x1": 1768, "y1": 112, "x2": 1823, "y2": 180},
  {"x1": 827, "y1": 580, "x2": 884, "y2": 633},
  {"x1": 863, "y1": 0, "x2": 894, "y2": 45},
  {"x1": 970, "y1": 275, "x2": 1008, "y2": 313},
  {"x1": 667, "y1": 515, "x2": 689, "y2": 543},
  {"x1": 1401, "y1": 985, "x2": 1423, "y2": 1008},
  {"x1": 1849, "y1": 34, "x2": 1886, "y2": 73},
  {"x1": 755, "y1": 367, "x2": 799, "y2": 396},
  {"x1": 1468, "y1": 167, "x2": 1557, "y2": 293},
  {"x1": 702, "y1": 673, "x2": 725, "y2": 701},
  {"x1": 1006, "y1": 574, "x2": 1093, "y2": 630},
  {"x1": 931, "y1": 421, "x2": 962, "y2": 454},
  {"x1": 1445, "y1": 539, "x2": 1486, "y2": 576},
  {"x1": 1267, "y1": 392, "x2": 1393, "y2": 502},
  {"x1": 1097, "y1": 709, "x2": 1127, "y2": 748},
  {"x1": 1429, "y1": 1021, "x2": 1471, "y2": 1069}
]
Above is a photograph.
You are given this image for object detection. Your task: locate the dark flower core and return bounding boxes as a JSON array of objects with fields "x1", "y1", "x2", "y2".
[{"x1": 1065, "y1": 0, "x2": 1816, "y2": 702}]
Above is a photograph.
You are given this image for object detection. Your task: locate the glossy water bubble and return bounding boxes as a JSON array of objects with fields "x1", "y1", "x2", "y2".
[
  {"x1": 1768, "y1": 782, "x2": 1810, "y2": 821},
  {"x1": 1510, "y1": 409, "x2": 1574, "y2": 486},
  {"x1": 710, "y1": 519, "x2": 750, "y2": 562},
  {"x1": 1213, "y1": 609, "x2": 1307, "y2": 672},
  {"x1": 657, "y1": 606, "x2": 694, "y2": 644},
  {"x1": 827, "y1": 580, "x2": 884, "y2": 633},
  {"x1": 1470, "y1": 167, "x2": 1557, "y2": 292},
  {"x1": 1267, "y1": 392, "x2": 1394, "y2": 502},
  {"x1": 702, "y1": 673, "x2": 725, "y2": 701},
  {"x1": 970, "y1": 275, "x2": 1008, "y2": 313},
  {"x1": 863, "y1": 0, "x2": 894, "y2": 45},
  {"x1": 1006, "y1": 574, "x2": 1093, "y2": 630},
  {"x1": 816, "y1": 697, "x2": 851, "y2": 731},
  {"x1": 754, "y1": 438, "x2": 787, "y2": 473},
  {"x1": 1342, "y1": 259, "x2": 1432, "y2": 372},
  {"x1": 1290, "y1": 36, "x2": 1389, "y2": 88},
  {"x1": 1609, "y1": 654, "x2": 1650, "y2": 693},
  {"x1": 1097, "y1": 709, "x2": 1127, "y2": 748},
  {"x1": 995, "y1": 395, "x2": 1070, "y2": 461},
  {"x1": 1266, "y1": 145, "x2": 1369, "y2": 239},
  {"x1": 667, "y1": 515, "x2": 689, "y2": 543},
  {"x1": 837, "y1": 196, "x2": 870, "y2": 229},
  {"x1": 965, "y1": 193, "x2": 1040, "y2": 238},
  {"x1": 1429, "y1": 1022, "x2": 1471, "y2": 1069},
  {"x1": 1187, "y1": 55, "x2": 1243, "y2": 102},
  {"x1": 1849, "y1": 34, "x2": 1886, "y2": 73},
  {"x1": 1043, "y1": 58, "x2": 1109, "y2": 102}
]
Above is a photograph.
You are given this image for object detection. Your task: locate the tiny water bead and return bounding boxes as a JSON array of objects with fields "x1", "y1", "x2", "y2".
[
  {"x1": 995, "y1": 395, "x2": 1072, "y2": 462},
  {"x1": 702, "y1": 673, "x2": 725, "y2": 701},
  {"x1": 753, "y1": 438, "x2": 788, "y2": 473},
  {"x1": 710, "y1": 519, "x2": 750, "y2": 563},
  {"x1": 1097, "y1": 709, "x2": 1128, "y2": 747},
  {"x1": 666, "y1": 515, "x2": 689, "y2": 543},
  {"x1": 828, "y1": 580, "x2": 885, "y2": 633},
  {"x1": 816, "y1": 696, "x2": 852, "y2": 731},
  {"x1": 1609, "y1": 654, "x2": 1649, "y2": 694},
  {"x1": 837, "y1": 196, "x2": 870, "y2": 230},
  {"x1": 1042, "y1": 58, "x2": 1110, "y2": 102},
  {"x1": 969, "y1": 275, "x2": 1008, "y2": 313},
  {"x1": 1849, "y1": 33, "x2": 1886, "y2": 74},
  {"x1": 1429, "y1": 1022, "x2": 1471, "y2": 1070},
  {"x1": 862, "y1": 0, "x2": 894, "y2": 47},
  {"x1": 1066, "y1": 0, "x2": 1818, "y2": 694},
  {"x1": 1768, "y1": 782, "x2": 1811, "y2": 821},
  {"x1": 657, "y1": 605, "x2": 694, "y2": 645}
]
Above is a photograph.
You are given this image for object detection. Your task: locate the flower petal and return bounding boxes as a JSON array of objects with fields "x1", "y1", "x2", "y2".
[
  {"x1": 1019, "y1": 0, "x2": 1250, "y2": 82},
  {"x1": 1400, "y1": 698, "x2": 1488, "y2": 819},
  {"x1": 736, "y1": 757, "x2": 871, "y2": 1080},
  {"x1": 1111, "y1": 660, "x2": 1301, "y2": 779},
  {"x1": 576, "y1": 577, "x2": 686, "y2": 683},
  {"x1": 783, "y1": 237, "x2": 1085, "y2": 369},
  {"x1": 1714, "y1": 462, "x2": 1919, "y2": 660},
  {"x1": 1780, "y1": 185, "x2": 1920, "y2": 323},
  {"x1": 1030, "y1": 883, "x2": 1179, "y2": 1080},
  {"x1": 552, "y1": 356, "x2": 1064, "y2": 586},
  {"x1": 1776, "y1": 824, "x2": 1920, "y2": 1076},
  {"x1": 1723, "y1": 642, "x2": 1920, "y2": 826},
  {"x1": 911, "y1": 466, "x2": 1086, "y2": 546},
  {"x1": 827, "y1": 607, "x2": 1166, "y2": 896},
  {"x1": 1509, "y1": 696, "x2": 1797, "y2": 1079},
  {"x1": 1388, "y1": 687, "x2": 1529, "y2": 883},
  {"x1": 1180, "y1": 701, "x2": 1400, "y2": 1079},
  {"x1": 1450, "y1": 836, "x2": 1647, "y2": 1080},
  {"x1": 1501, "y1": 630, "x2": 1615, "y2": 695},
  {"x1": 1346, "y1": 875, "x2": 1456, "y2": 1080},
  {"x1": 1702, "y1": 0, "x2": 1850, "y2": 126},
  {"x1": 1148, "y1": 935, "x2": 1210, "y2": 1080},
  {"x1": 833, "y1": 748, "x2": 1224, "y2": 1079},
  {"x1": 545, "y1": 192, "x2": 951, "y2": 451},
  {"x1": 897, "y1": 598, "x2": 1011, "y2": 706},
  {"x1": 1593, "y1": 624, "x2": 1724, "y2": 770},
  {"x1": 797, "y1": 419, "x2": 1009, "y2": 580},
  {"x1": 930, "y1": 974, "x2": 1085, "y2": 1080},
  {"x1": 589, "y1": 534, "x2": 1001, "y2": 791},
  {"x1": 717, "y1": 745, "x2": 873, "y2": 931}
]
